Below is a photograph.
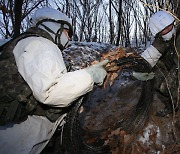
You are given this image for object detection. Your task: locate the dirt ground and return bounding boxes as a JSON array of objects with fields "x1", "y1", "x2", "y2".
[
  {"x1": 42, "y1": 44, "x2": 180, "y2": 154},
  {"x1": 78, "y1": 70, "x2": 180, "y2": 154},
  {"x1": 42, "y1": 76, "x2": 180, "y2": 154}
]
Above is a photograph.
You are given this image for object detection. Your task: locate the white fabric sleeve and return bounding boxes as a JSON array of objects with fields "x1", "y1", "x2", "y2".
[
  {"x1": 141, "y1": 45, "x2": 162, "y2": 67},
  {"x1": 13, "y1": 37, "x2": 94, "y2": 107}
]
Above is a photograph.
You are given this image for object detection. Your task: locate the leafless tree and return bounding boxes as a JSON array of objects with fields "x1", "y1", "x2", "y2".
[
  {"x1": 0, "y1": 0, "x2": 179, "y2": 47},
  {"x1": 109, "y1": 0, "x2": 115, "y2": 44},
  {"x1": 0, "y1": 0, "x2": 46, "y2": 38}
]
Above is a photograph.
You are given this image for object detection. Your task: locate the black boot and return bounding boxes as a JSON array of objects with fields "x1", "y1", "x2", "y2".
[
  {"x1": 156, "y1": 106, "x2": 172, "y2": 117},
  {"x1": 156, "y1": 100, "x2": 178, "y2": 117}
]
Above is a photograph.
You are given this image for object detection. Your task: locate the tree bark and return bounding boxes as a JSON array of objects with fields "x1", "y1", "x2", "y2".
[
  {"x1": 109, "y1": 0, "x2": 114, "y2": 44},
  {"x1": 13, "y1": 0, "x2": 23, "y2": 38},
  {"x1": 116, "y1": 0, "x2": 122, "y2": 46}
]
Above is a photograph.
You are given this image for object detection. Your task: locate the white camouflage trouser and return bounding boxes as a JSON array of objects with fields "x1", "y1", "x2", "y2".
[{"x1": 0, "y1": 115, "x2": 65, "y2": 154}]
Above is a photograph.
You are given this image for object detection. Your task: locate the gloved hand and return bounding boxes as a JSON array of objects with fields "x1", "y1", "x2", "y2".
[
  {"x1": 132, "y1": 72, "x2": 155, "y2": 81},
  {"x1": 152, "y1": 37, "x2": 171, "y2": 54},
  {"x1": 85, "y1": 60, "x2": 109, "y2": 85}
]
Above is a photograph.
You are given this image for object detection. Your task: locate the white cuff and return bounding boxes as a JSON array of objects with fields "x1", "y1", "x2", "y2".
[{"x1": 141, "y1": 45, "x2": 162, "y2": 67}]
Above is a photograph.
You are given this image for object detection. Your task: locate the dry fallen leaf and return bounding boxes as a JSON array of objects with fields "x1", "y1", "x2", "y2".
[
  {"x1": 109, "y1": 73, "x2": 118, "y2": 86},
  {"x1": 91, "y1": 46, "x2": 138, "y2": 87}
]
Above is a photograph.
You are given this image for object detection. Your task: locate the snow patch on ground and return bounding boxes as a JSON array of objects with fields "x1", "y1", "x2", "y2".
[
  {"x1": 70, "y1": 41, "x2": 116, "y2": 53},
  {"x1": 138, "y1": 123, "x2": 160, "y2": 145},
  {"x1": 63, "y1": 41, "x2": 116, "y2": 71}
]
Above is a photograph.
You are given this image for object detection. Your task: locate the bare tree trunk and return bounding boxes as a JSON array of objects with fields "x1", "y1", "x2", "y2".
[
  {"x1": 172, "y1": 0, "x2": 180, "y2": 18},
  {"x1": 134, "y1": 22, "x2": 138, "y2": 47},
  {"x1": 116, "y1": 0, "x2": 122, "y2": 46},
  {"x1": 177, "y1": 1, "x2": 180, "y2": 18},
  {"x1": 0, "y1": 0, "x2": 178, "y2": 45},
  {"x1": 109, "y1": 0, "x2": 114, "y2": 44},
  {"x1": 93, "y1": 9, "x2": 98, "y2": 42},
  {"x1": 13, "y1": 0, "x2": 23, "y2": 38},
  {"x1": 65, "y1": 0, "x2": 70, "y2": 17},
  {"x1": 0, "y1": 0, "x2": 46, "y2": 38}
]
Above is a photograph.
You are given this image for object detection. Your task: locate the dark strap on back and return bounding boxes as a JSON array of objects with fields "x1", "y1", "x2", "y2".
[{"x1": 0, "y1": 28, "x2": 65, "y2": 125}]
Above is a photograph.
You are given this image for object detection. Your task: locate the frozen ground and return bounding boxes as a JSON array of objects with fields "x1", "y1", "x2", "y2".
[
  {"x1": 64, "y1": 41, "x2": 180, "y2": 154},
  {"x1": 1, "y1": 38, "x2": 179, "y2": 153},
  {"x1": 36, "y1": 41, "x2": 179, "y2": 154}
]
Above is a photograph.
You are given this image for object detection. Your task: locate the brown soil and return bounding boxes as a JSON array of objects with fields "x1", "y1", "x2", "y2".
[{"x1": 79, "y1": 75, "x2": 180, "y2": 154}]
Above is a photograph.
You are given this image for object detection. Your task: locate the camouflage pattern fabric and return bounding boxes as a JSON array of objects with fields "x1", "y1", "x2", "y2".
[
  {"x1": 153, "y1": 25, "x2": 179, "y2": 106},
  {"x1": 0, "y1": 28, "x2": 65, "y2": 125},
  {"x1": 0, "y1": 37, "x2": 32, "y2": 125}
]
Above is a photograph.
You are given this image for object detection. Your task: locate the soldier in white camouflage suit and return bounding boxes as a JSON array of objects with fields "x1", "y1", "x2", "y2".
[
  {"x1": 141, "y1": 11, "x2": 179, "y2": 117},
  {"x1": 0, "y1": 7, "x2": 108, "y2": 154}
]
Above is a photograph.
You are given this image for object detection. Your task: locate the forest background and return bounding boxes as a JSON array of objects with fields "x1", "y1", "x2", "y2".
[{"x1": 0, "y1": 0, "x2": 180, "y2": 48}]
